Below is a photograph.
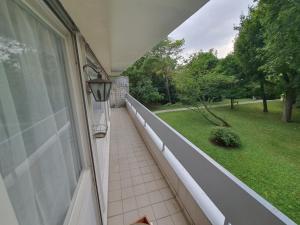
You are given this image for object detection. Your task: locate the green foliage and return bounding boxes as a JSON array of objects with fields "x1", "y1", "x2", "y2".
[
  {"x1": 234, "y1": 6, "x2": 270, "y2": 112},
  {"x1": 259, "y1": 0, "x2": 300, "y2": 82},
  {"x1": 259, "y1": 0, "x2": 300, "y2": 121},
  {"x1": 126, "y1": 0, "x2": 300, "y2": 121},
  {"x1": 130, "y1": 78, "x2": 162, "y2": 104},
  {"x1": 234, "y1": 0, "x2": 300, "y2": 120},
  {"x1": 296, "y1": 95, "x2": 300, "y2": 108},
  {"x1": 214, "y1": 54, "x2": 249, "y2": 103},
  {"x1": 175, "y1": 51, "x2": 246, "y2": 107},
  {"x1": 123, "y1": 57, "x2": 163, "y2": 104},
  {"x1": 210, "y1": 127, "x2": 241, "y2": 148},
  {"x1": 173, "y1": 52, "x2": 234, "y2": 126},
  {"x1": 234, "y1": 7, "x2": 266, "y2": 80},
  {"x1": 123, "y1": 38, "x2": 184, "y2": 104},
  {"x1": 215, "y1": 54, "x2": 242, "y2": 79},
  {"x1": 145, "y1": 39, "x2": 185, "y2": 99},
  {"x1": 201, "y1": 73, "x2": 235, "y2": 99},
  {"x1": 184, "y1": 50, "x2": 219, "y2": 77},
  {"x1": 175, "y1": 51, "x2": 225, "y2": 103}
]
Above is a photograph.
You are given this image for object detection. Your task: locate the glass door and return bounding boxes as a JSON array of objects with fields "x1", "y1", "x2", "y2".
[{"x1": 0, "y1": 1, "x2": 82, "y2": 225}]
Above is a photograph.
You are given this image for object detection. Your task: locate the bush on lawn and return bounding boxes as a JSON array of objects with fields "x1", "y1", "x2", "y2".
[{"x1": 210, "y1": 127, "x2": 241, "y2": 148}]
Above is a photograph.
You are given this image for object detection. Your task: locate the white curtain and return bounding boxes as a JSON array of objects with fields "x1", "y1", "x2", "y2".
[{"x1": 0, "y1": 1, "x2": 82, "y2": 225}]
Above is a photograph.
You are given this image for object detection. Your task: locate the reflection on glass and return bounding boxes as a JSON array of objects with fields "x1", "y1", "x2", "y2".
[{"x1": 0, "y1": 1, "x2": 82, "y2": 225}]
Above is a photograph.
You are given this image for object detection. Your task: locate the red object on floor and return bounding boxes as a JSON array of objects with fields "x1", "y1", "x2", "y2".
[{"x1": 131, "y1": 216, "x2": 152, "y2": 225}]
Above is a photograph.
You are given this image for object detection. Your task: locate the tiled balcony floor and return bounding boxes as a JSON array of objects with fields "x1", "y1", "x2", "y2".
[{"x1": 108, "y1": 108, "x2": 189, "y2": 225}]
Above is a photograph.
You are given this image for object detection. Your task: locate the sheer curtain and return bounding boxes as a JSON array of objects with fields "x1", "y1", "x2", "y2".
[{"x1": 0, "y1": 1, "x2": 82, "y2": 225}]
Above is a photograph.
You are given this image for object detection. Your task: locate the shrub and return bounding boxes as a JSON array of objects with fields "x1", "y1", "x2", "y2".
[{"x1": 210, "y1": 127, "x2": 241, "y2": 148}]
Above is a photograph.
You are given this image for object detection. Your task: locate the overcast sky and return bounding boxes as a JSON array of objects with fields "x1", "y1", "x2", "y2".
[{"x1": 169, "y1": 0, "x2": 255, "y2": 59}]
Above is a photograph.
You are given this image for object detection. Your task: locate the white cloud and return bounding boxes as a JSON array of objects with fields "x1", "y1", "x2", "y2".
[
  {"x1": 168, "y1": 0, "x2": 254, "y2": 58},
  {"x1": 215, "y1": 37, "x2": 236, "y2": 58}
]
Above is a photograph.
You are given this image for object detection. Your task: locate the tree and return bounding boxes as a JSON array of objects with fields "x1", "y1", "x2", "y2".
[
  {"x1": 175, "y1": 50, "x2": 220, "y2": 101},
  {"x1": 259, "y1": 0, "x2": 300, "y2": 122},
  {"x1": 175, "y1": 51, "x2": 231, "y2": 127},
  {"x1": 123, "y1": 38, "x2": 184, "y2": 104},
  {"x1": 234, "y1": 7, "x2": 269, "y2": 112},
  {"x1": 123, "y1": 56, "x2": 162, "y2": 104},
  {"x1": 184, "y1": 50, "x2": 219, "y2": 77},
  {"x1": 214, "y1": 53, "x2": 247, "y2": 109},
  {"x1": 148, "y1": 39, "x2": 184, "y2": 103}
]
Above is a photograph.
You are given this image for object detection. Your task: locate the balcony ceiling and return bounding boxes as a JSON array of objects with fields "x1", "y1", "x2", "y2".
[{"x1": 60, "y1": 0, "x2": 208, "y2": 75}]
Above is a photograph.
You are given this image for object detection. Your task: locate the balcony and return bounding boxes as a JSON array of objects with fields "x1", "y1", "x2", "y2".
[
  {"x1": 108, "y1": 108, "x2": 189, "y2": 225},
  {"x1": 107, "y1": 95, "x2": 296, "y2": 225}
]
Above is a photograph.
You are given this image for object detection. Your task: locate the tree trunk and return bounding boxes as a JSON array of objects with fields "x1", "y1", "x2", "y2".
[
  {"x1": 164, "y1": 75, "x2": 172, "y2": 103},
  {"x1": 230, "y1": 98, "x2": 234, "y2": 109},
  {"x1": 201, "y1": 100, "x2": 231, "y2": 127},
  {"x1": 282, "y1": 88, "x2": 296, "y2": 122},
  {"x1": 260, "y1": 80, "x2": 268, "y2": 113}
]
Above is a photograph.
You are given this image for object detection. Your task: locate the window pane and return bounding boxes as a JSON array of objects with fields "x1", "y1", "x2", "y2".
[{"x1": 0, "y1": 1, "x2": 82, "y2": 225}]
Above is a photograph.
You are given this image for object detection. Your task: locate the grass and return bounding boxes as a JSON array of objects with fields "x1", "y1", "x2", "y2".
[
  {"x1": 149, "y1": 98, "x2": 255, "y2": 111},
  {"x1": 148, "y1": 102, "x2": 190, "y2": 111},
  {"x1": 158, "y1": 101, "x2": 300, "y2": 224}
]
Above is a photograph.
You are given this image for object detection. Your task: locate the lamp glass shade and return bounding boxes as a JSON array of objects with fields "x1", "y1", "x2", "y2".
[
  {"x1": 87, "y1": 79, "x2": 112, "y2": 102},
  {"x1": 93, "y1": 124, "x2": 108, "y2": 138}
]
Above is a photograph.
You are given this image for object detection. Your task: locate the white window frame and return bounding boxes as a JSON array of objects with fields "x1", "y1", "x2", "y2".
[
  {"x1": 23, "y1": 0, "x2": 91, "y2": 168},
  {"x1": 0, "y1": 1, "x2": 101, "y2": 225}
]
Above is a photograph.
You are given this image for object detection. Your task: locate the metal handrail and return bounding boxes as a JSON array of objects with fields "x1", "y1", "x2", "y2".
[{"x1": 126, "y1": 94, "x2": 296, "y2": 225}]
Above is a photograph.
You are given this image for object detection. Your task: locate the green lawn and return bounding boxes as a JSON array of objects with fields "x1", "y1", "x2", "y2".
[
  {"x1": 149, "y1": 102, "x2": 190, "y2": 111},
  {"x1": 158, "y1": 101, "x2": 300, "y2": 224},
  {"x1": 150, "y1": 98, "x2": 255, "y2": 112}
]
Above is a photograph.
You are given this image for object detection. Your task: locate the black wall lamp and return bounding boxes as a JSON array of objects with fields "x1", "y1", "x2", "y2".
[
  {"x1": 83, "y1": 63, "x2": 111, "y2": 139},
  {"x1": 83, "y1": 64, "x2": 112, "y2": 102}
]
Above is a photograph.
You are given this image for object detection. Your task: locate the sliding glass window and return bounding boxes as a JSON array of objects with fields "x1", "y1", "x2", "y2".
[{"x1": 0, "y1": 0, "x2": 82, "y2": 225}]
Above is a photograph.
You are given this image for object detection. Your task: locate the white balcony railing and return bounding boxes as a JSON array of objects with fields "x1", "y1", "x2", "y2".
[{"x1": 125, "y1": 94, "x2": 296, "y2": 225}]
